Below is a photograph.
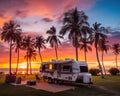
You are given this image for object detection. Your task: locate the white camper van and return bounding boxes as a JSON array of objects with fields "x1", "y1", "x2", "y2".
[{"x1": 40, "y1": 58, "x2": 92, "y2": 84}]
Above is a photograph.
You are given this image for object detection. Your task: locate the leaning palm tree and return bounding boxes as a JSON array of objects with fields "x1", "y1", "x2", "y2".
[
  {"x1": 13, "y1": 35, "x2": 22, "y2": 74},
  {"x1": 112, "y1": 43, "x2": 120, "y2": 69},
  {"x1": 79, "y1": 38, "x2": 92, "y2": 63},
  {"x1": 1, "y1": 20, "x2": 21, "y2": 75},
  {"x1": 46, "y1": 26, "x2": 63, "y2": 60},
  {"x1": 22, "y1": 36, "x2": 34, "y2": 74},
  {"x1": 92, "y1": 22, "x2": 108, "y2": 79},
  {"x1": 34, "y1": 36, "x2": 46, "y2": 63},
  {"x1": 99, "y1": 39, "x2": 110, "y2": 75},
  {"x1": 60, "y1": 8, "x2": 89, "y2": 61}
]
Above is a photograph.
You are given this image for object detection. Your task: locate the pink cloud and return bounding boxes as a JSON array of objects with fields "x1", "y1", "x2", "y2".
[{"x1": 25, "y1": 0, "x2": 97, "y2": 19}]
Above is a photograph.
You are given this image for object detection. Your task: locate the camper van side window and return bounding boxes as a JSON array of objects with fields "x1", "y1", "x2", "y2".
[
  {"x1": 63, "y1": 66, "x2": 71, "y2": 72},
  {"x1": 54, "y1": 64, "x2": 57, "y2": 70},
  {"x1": 80, "y1": 66, "x2": 88, "y2": 72}
]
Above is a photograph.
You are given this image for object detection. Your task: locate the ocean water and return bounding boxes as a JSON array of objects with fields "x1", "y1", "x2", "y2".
[{"x1": 0, "y1": 68, "x2": 40, "y2": 74}]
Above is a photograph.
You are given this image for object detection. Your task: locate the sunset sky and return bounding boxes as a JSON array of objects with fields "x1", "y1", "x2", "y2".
[{"x1": 0, "y1": 0, "x2": 120, "y2": 70}]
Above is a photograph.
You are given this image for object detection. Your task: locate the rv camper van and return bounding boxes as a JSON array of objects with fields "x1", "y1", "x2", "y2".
[{"x1": 40, "y1": 58, "x2": 92, "y2": 84}]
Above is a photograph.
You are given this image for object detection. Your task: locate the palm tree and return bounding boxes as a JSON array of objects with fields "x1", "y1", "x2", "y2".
[
  {"x1": 112, "y1": 43, "x2": 120, "y2": 69},
  {"x1": 46, "y1": 26, "x2": 63, "y2": 60},
  {"x1": 13, "y1": 35, "x2": 22, "y2": 74},
  {"x1": 99, "y1": 39, "x2": 110, "y2": 75},
  {"x1": 79, "y1": 38, "x2": 92, "y2": 63},
  {"x1": 27, "y1": 48, "x2": 37, "y2": 74},
  {"x1": 60, "y1": 8, "x2": 89, "y2": 60},
  {"x1": 92, "y1": 22, "x2": 107, "y2": 79},
  {"x1": 1, "y1": 20, "x2": 21, "y2": 75},
  {"x1": 34, "y1": 36, "x2": 46, "y2": 63},
  {"x1": 22, "y1": 36, "x2": 34, "y2": 74}
]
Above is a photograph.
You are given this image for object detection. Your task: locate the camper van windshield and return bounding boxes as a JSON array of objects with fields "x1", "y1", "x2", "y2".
[{"x1": 80, "y1": 66, "x2": 88, "y2": 72}]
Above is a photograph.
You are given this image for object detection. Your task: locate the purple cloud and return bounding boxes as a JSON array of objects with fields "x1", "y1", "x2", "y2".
[{"x1": 42, "y1": 18, "x2": 53, "y2": 22}]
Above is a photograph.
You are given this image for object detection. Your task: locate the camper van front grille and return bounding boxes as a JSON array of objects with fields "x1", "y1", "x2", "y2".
[{"x1": 80, "y1": 66, "x2": 88, "y2": 72}]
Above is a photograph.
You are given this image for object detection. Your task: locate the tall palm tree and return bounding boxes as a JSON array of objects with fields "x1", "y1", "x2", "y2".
[
  {"x1": 26, "y1": 48, "x2": 37, "y2": 74},
  {"x1": 13, "y1": 35, "x2": 22, "y2": 74},
  {"x1": 22, "y1": 36, "x2": 34, "y2": 74},
  {"x1": 79, "y1": 38, "x2": 92, "y2": 63},
  {"x1": 46, "y1": 26, "x2": 63, "y2": 60},
  {"x1": 99, "y1": 39, "x2": 110, "y2": 75},
  {"x1": 34, "y1": 36, "x2": 46, "y2": 63},
  {"x1": 92, "y1": 22, "x2": 107, "y2": 79},
  {"x1": 112, "y1": 43, "x2": 120, "y2": 69},
  {"x1": 60, "y1": 8, "x2": 89, "y2": 60},
  {"x1": 1, "y1": 20, "x2": 21, "y2": 75}
]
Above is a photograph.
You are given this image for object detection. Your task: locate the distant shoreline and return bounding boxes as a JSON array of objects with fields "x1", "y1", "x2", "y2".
[{"x1": 0, "y1": 68, "x2": 39, "y2": 74}]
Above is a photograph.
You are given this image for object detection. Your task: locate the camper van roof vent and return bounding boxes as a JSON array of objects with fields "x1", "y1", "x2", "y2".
[
  {"x1": 51, "y1": 59, "x2": 57, "y2": 61},
  {"x1": 65, "y1": 58, "x2": 73, "y2": 60}
]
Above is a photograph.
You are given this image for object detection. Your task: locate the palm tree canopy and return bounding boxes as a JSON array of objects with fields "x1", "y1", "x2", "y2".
[
  {"x1": 13, "y1": 35, "x2": 22, "y2": 53},
  {"x1": 28, "y1": 48, "x2": 37, "y2": 61},
  {"x1": 79, "y1": 38, "x2": 92, "y2": 52},
  {"x1": 1, "y1": 20, "x2": 22, "y2": 43},
  {"x1": 112, "y1": 43, "x2": 120, "y2": 55},
  {"x1": 34, "y1": 36, "x2": 46, "y2": 50},
  {"x1": 21, "y1": 35, "x2": 34, "y2": 50},
  {"x1": 92, "y1": 22, "x2": 108, "y2": 47},
  {"x1": 60, "y1": 8, "x2": 91, "y2": 49},
  {"x1": 60, "y1": 8, "x2": 89, "y2": 40},
  {"x1": 99, "y1": 39, "x2": 110, "y2": 53},
  {"x1": 46, "y1": 26, "x2": 63, "y2": 48}
]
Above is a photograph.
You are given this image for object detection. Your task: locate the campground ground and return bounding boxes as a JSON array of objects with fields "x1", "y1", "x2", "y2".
[{"x1": 0, "y1": 75, "x2": 120, "y2": 96}]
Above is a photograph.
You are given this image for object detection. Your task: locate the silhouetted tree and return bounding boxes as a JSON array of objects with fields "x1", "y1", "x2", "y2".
[
  {"x1": 112, "y1": 43, "x2": 120, "y2": 69},
  {"x1": 26, "y1": 48, "x2": 37, "y2": 74},
  {"x1": 92, "y1": 22, "x2": 108, "y2": 79},
  {"x1": 79, "y1": 38, "x2": 92, "y2": 63},
  {"x1": 60, "y1": 8, "x2": 89, "y2": 60},
  {"x1": 34, "y1": 36, "x2": 46, "y2": 63},
  {"x1": 22, "y1": 36, "x2": 34, "y2": 74},
  {"x1": 99, "y1": 39, "x2": 110, "y2": 75},
  {"x1": 1, "y1": 20, "x2": 21, "y2": 75},
  {"x1": 13, "y1": 35, "x2": 22, "y2": 74},
  {"x1": 46, "y1": 26, "x2": 63, "y2": 60}
]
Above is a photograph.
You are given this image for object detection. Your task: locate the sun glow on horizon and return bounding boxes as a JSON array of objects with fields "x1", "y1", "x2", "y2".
[{"x1": 20, "y1": 65, "x2": 27, "y2": 69}]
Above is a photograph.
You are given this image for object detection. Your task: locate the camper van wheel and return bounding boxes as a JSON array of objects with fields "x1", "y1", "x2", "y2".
[
  {"x1": 48, "y1": 78, "x2": 52, "y2": 84},
  {"x1": 54, "y1": 79, "x2": 58, "y2": 84},
  {"x1": 58, "y1": 80, "x2": 63, "y2": 85}
]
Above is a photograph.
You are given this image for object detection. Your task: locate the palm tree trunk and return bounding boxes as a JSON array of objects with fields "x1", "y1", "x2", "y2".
[
  {"x1": 84, "y1": 48, "x2": 87, "y2": 63},
  {"x1": 96, "y1": 47, "x2": 104, "y2": 79},
  {"x1": 9, "y1": 41, "x2": 12, "y2": 75},
  {"x1": 38, "y1": 48, "x2": 43, "y2": 63},
  {"x1": 116, "y1": 55, "x2": 118, "y2": 69},
  {"x1": 75, "y1": 47, "x2": 78, "y2": 61},
  {"x1": 26, "y1": 51, "x2": 29, "y2": 74},
  {"x1": 55, "y1": 45, "x2": 58, "y2": 60},
  {"x1": 15, "y1": 48, "x2": 19, "y2": 74},
  {"x1": 101, "y1": 51, "x2": 106, "y2": 75},
  {"x1": 29, "y1": 58, "x2": 32, "y2": 74}
]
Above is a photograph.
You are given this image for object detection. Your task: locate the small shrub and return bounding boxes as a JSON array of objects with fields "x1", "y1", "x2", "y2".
[
  {"x1": 108, "y1": 68, "x2": 119, "y2": 75},
  {"x1": 89, "y1": 68, "x2": 100, "y2": 76}
]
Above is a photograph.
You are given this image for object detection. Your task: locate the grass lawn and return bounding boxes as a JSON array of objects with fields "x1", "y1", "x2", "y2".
[
  {"x1": 0, "y1": 74, "x2": 120, "y2": 96},
  {"x1": 92, "y1": 76, "x2": 120, "y2": 92}
]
